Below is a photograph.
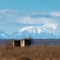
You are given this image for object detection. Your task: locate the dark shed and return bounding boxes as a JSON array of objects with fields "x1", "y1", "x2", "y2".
[{"x1": 13, "y1": 38, "x2": 33, "y2": 47}]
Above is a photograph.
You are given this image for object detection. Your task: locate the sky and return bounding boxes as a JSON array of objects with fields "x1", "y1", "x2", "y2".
[
  {"x1": 0, "y1": 0, "x2": 60, "y2": 39},
  {"x1": 0, "y1": 0, "x2": 60, "y2": 12}
]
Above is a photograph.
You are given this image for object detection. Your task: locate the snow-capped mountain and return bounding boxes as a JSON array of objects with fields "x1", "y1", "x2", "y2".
[
  {"x1": 11, "y1": 26, "x2": 58, "y2": 39},
  {"x1": 0, "y1": 26, "x2": 59, "y2": 39}
]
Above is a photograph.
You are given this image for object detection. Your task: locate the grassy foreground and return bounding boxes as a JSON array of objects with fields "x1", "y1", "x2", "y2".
[{"x1": 0, "y1": 46, "x2": 60, "y2": 60}]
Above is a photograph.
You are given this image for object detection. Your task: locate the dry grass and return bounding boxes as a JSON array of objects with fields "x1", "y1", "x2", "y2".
[{"x1": 0, "y1": 46, "x2": 60, "y2": 60}]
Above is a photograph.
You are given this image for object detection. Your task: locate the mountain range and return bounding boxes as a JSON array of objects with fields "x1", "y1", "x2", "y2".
[{"x1": 0, "y1": 26, "x2": 59, "y2": 39}]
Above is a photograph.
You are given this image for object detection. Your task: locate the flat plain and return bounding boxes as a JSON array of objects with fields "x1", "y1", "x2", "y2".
[{"x1": 0, "y1": 46, "x2": 60, "y2": 60}]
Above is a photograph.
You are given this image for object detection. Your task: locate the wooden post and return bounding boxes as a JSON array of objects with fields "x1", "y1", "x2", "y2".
[
  {"x1": 13, "y1": 40, "x2": 14, "y2": 47},
  {"x1": 20, "y1": 40, "x2": 25, "y2": 47}
]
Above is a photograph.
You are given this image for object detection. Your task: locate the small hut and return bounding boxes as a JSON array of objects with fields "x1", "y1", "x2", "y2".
[{"x1": 13, "y1": 38, "x2": 33, "y2": 47}]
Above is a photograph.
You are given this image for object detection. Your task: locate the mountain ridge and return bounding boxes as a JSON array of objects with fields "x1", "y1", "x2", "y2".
[{"x1": 0, "y1": 26, "x2": 58, "y2": 39}]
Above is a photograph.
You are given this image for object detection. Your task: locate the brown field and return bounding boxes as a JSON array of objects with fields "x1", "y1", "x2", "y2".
[{"x1": 0, "y1": 46, "x2": 60, "y2": 60}]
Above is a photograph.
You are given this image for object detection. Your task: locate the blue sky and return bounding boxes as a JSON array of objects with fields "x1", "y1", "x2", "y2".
[
  {"x1": 0, "y1": 0, "x2": 60, "y2": 39},
  {"x1": 0, "y1": 0, "x2": 60, "y2": 12}
]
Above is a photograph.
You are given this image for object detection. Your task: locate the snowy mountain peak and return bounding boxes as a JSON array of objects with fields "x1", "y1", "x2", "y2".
[
  {"x1": 18, "y1": 26, "x2": 42, "y2": 34},
  {"x1": 17, "y1": 26, "x2": 58, "y2": 39}
]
